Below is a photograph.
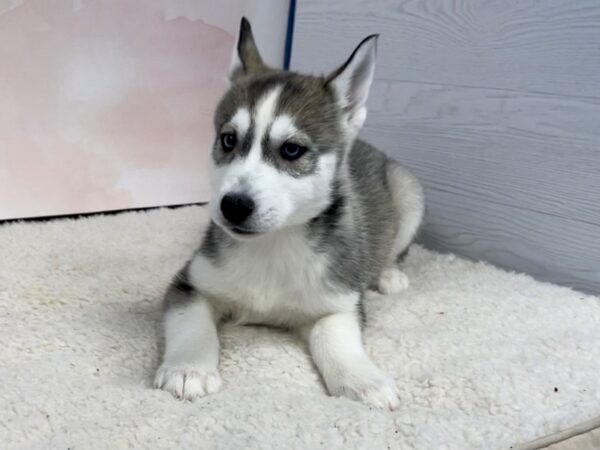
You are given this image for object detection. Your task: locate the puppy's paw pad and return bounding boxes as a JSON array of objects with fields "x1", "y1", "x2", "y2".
[
  {"x1": 378, "y1": 268, "x2": 410, "y2": 294},
  {"x1": 154, "y1": 365, "x2": 222, "y2": 401},
  {"x1": 330, "y1": 371, "x2": 400, "y2": 410}
]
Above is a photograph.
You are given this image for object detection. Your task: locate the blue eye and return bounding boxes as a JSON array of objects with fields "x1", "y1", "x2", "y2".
[
  {"x1": 280, "y1": 142, "x2": 308, "y2": 161},
  {"x1": 220, "y1": 133, "x2": 237, "y2": 152}
]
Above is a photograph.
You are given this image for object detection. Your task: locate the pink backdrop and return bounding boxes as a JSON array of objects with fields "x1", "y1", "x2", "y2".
[{"x1": 0, "y1": 0, "x2": 288, "y2": 219}]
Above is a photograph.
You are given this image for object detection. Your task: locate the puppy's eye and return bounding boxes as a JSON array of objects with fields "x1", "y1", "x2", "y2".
[
  {"x1": 220, "y1": 133, "x2": 237, "y2": 152},
  {"x1": 280, "y1": 142, "x2": 308, "y2": 161}
]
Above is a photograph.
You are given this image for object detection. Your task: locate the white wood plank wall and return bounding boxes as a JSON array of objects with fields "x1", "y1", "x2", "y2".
[{"x1": 290, "y1": 0, "x2": 600, "y2": 293}]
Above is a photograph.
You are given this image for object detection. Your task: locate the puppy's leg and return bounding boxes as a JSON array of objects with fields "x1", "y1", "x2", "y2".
[
  {"x1": 378, "y1": 163, "x2": 425, "y2": 294},
  {"x1": 302, "y1": 311, "x2": 400, "y2": 410},
  {"x1": 154, "y1": 271, "x2": 222, "y2": 401}
]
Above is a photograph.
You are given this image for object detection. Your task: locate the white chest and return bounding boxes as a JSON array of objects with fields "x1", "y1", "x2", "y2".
[{"x1": 188, "y1": 231, "x2": 356, "y2": 325}]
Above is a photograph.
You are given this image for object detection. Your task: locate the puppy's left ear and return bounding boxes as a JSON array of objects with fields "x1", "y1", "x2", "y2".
[
  {"x1": 325, "y1": 35, "x2": 378, "y2": 131},
  {"x1": 229, "y1": 17, "x2": 268, "y2": 81}
]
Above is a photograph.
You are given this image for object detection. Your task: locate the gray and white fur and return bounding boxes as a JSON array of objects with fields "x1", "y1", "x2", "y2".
[{"x1": 154, "y1": 18, "x2": 425, "y2": 410}]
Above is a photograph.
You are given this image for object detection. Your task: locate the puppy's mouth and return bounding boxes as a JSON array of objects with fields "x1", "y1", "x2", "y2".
[
  {"x1": 216, "y1": 221, "x2": 265, "y2": 240},
  {"x1": 230, "y1": 226, "x2": 259, "y2": 236}
]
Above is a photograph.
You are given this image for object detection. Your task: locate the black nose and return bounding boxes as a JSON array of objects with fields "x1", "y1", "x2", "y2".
[{"x1": 220, "y1": 193, "x2": 255, "y2": 225}]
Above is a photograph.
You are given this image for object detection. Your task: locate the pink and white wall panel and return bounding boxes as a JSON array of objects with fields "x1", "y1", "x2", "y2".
[{"x1": 0, "y1": 0, "x2": 288, "y2": 220}]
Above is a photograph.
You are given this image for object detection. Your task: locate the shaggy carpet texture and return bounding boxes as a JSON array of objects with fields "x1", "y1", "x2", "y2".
[{"x1": 1, "y1": 206, "x2": 599, "y2": 450}]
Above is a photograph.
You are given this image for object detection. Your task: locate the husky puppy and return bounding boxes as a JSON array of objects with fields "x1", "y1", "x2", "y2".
[{"x1": 154, "y1": 18, "x2": 424, "y2": 410}]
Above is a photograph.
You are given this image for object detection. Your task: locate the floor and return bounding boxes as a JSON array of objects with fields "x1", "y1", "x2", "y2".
[{"x1": 1, "y1": 206, "x2": 599, "y2": 449}]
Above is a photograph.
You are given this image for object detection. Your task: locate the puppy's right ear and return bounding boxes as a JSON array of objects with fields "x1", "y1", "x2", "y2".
[{"x1": 229, "y1": 17, "x2": 267, "y2": 82}]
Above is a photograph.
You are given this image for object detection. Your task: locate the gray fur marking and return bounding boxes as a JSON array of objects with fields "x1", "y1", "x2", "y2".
[
  {"x1": 357, "y1": 292, "x2": 366, "y2": 328},
  {"x1": 199, "y1": 221, "x2": 236, "y2": 264},
  {"x1": 308, "y1": 140, "x2": 400, "y2": 292},
  {"x1": 162, "y1": 263, "x2": 196, "y2": 311}
]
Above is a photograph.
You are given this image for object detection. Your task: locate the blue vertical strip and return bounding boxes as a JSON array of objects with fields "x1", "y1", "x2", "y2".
[{"x1": 283, "y1": 0, "x2": 296, "y2": 70}]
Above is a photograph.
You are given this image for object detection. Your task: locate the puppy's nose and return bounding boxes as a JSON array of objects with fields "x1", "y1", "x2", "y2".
[{"x1": 220, "y1": 193, "x2": 255, "y2": 225}]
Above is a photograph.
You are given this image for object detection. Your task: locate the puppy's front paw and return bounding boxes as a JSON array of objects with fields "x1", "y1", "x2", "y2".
[
  {"x1": 378, "y1": 268, "x2": 410, "y2": 294},
  {"x1": 327, "y1": 367, "x2": 400, "y2": 410},
  {"x1": 154, "y1": 364, "x2": 222, "y2": 401}
]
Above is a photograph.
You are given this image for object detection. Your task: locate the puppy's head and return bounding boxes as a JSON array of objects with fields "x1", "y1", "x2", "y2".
[{"x1": 210, "y1": 18, "x2": 377, "y2": 239}]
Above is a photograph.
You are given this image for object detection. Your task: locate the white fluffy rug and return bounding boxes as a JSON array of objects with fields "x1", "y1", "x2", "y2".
[{"x1": 1, "y1": 206, "x2": 599, "y2": 450}]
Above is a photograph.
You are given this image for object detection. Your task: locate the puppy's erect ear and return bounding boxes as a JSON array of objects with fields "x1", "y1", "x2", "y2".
[
  {"x1": 325, "y1": 34, "x2": 378, "y2": 131},
  {"x1": 229, "y1": 17, "x2": 267, "y2": 81}
]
